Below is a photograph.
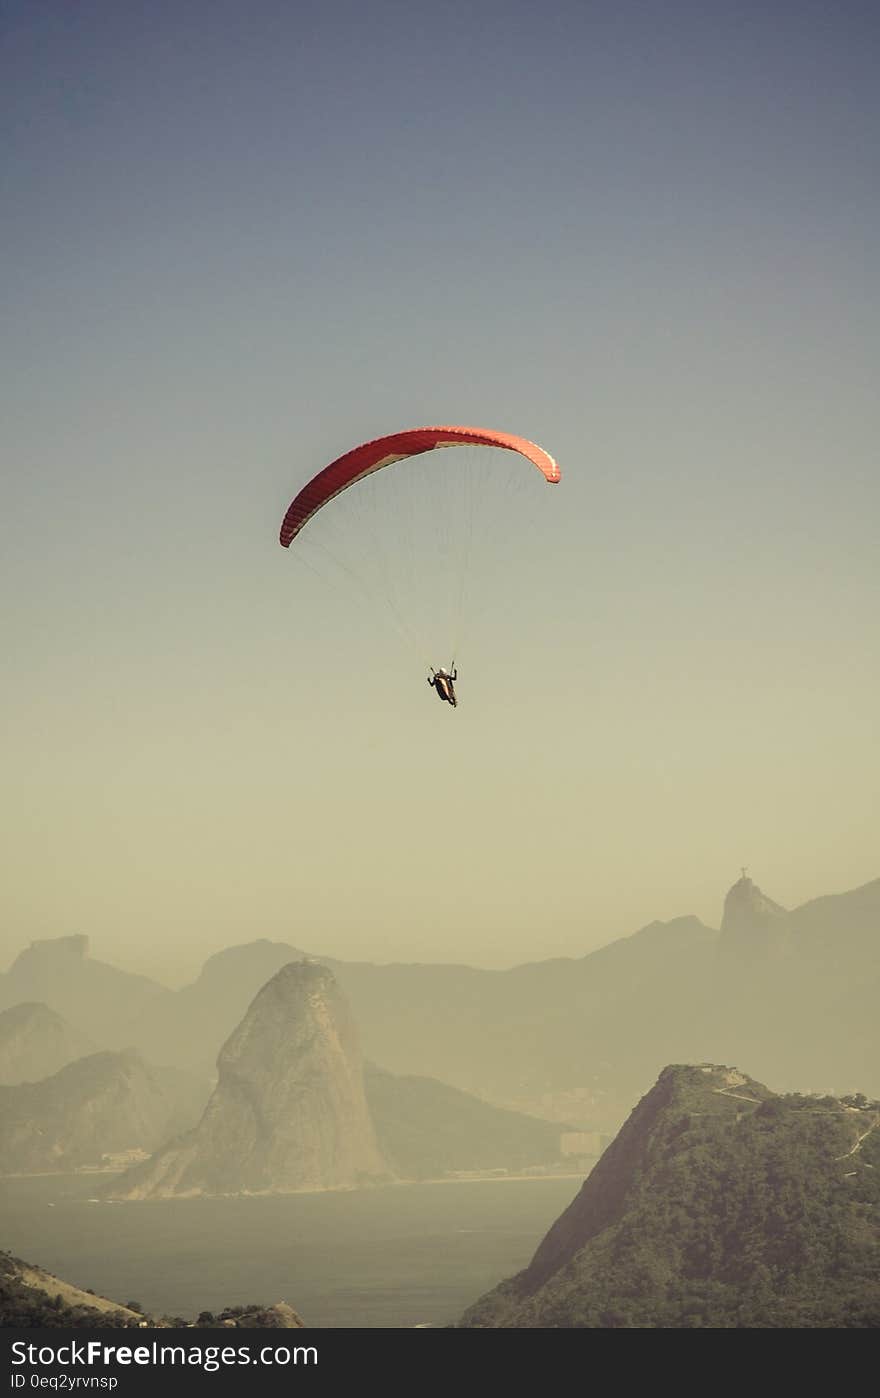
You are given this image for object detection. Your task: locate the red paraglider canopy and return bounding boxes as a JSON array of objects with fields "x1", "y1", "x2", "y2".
[{"x1": 279, "y1": 425, "x2": 560, "y2": 547}]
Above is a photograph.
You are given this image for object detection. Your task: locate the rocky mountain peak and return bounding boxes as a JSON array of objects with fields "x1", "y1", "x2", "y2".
[
  {"x1": 719, "y1": 872, "x2": 789, "y2": 957},
  {"x1": 15, "y1": 934, "x2": 89, "y2": 966},
  {"x1": 111, "y1": 961, "x2": 390, "y2": 1198}
]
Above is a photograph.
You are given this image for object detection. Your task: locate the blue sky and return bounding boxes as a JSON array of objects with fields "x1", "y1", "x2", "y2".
[{"x1": 3, "y1": 0, "x2": 879, "y2": 981}]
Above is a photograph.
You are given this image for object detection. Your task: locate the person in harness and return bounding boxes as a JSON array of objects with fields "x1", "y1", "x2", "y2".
[{"x1": 428, "y1": 666, "x2": 458, "y2": 707}]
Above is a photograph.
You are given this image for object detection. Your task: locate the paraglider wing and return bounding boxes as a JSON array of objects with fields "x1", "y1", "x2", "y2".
[{"x1": 279, "y1": 425, "x2": 560, "y2": 547}]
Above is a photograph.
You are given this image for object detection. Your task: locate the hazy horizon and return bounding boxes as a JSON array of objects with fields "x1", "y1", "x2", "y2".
[
  {"x1": 4, "y1": 1, "x2": 879, "y2": 986},
  {"x1": 3, "y1": 866, "x2": 877, "y2": 990}
]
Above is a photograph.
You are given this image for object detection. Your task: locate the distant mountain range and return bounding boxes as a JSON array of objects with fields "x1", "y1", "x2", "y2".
[
  {"x1": 2, "y1": 873, "x2": 877, "y2": 1132},
  {"x1": 0, "y1": 935, "x2": 171, "y2": 1049},
  {"x1": 109, "y1": 962, "x2": 568, "y2": 1198},
  {"x1": 0, "y1": 973, "x2": 566, "y2": 1186},
  {"x1": 459, "y1": 1064, "x2": 880, "y2": 1328}
]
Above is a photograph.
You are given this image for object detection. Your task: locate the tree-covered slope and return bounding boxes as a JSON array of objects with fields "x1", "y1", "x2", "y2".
[
  {"x1": 0, "y1": 1252, "x2": 305, "y2": 1329},
  {"x1": 0, "y1": 1252, "x2": 142, "y2": 1328},
  {"x1": 459, "y1": 1065, "x2": 880, "y2": 1328}
]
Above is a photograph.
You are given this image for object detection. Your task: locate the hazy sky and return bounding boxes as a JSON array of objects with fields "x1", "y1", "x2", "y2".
[{"x1": 3, "y1": 0, "x2": 878, "y2": 984}]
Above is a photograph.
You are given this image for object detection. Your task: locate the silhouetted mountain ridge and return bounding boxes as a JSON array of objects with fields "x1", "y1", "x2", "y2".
[
  {"x1": 0, "y1": 936, "x2": 171, "y2": 1051},
  {"x1": 4, "y1": 871, "x2": 877, "y2": 1130},
  {"x1": 363, "y1": 1064, "x2": 566, "y2": 1179}
]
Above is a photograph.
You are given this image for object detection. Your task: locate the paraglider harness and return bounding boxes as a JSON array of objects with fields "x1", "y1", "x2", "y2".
[{"x1": 428, "y1": 665, "x2": 458, "y2": 707}]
